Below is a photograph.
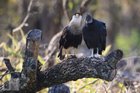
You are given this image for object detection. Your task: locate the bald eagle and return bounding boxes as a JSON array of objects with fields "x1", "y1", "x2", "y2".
[
  {"x1": 82, "y1": 14, "x2": 107, "y2": 57},
  {"x1": 58, "y1": 13, "x2": 84, "y2": 60}
]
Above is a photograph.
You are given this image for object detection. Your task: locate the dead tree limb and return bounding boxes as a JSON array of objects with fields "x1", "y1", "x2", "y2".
[
  {"x1": 21, "y1": 29, "x2": 42, "y2": 92},
  {"x1": 37, "y1": 49, "x2": 123, "y2": 91},
  {"x1": 0, "y1": 30, "x2": 123, "y2": 92},
  {"x1": 0, "y1": 29, "x2": 42, "y2": 93},
  {"x1": 43, "y1": 31, "x2": 63, "y2": 68}
]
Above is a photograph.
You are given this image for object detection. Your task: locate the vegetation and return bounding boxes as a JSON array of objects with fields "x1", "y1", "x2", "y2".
[{"x1": 0, "y1": 0, "x2": 140, "y2": 93}]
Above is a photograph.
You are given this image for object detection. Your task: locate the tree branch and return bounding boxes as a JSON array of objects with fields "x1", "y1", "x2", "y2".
[
  {"x1": 80, "y1": 0, "x2": 91, "y2": 14},
  {"x1": 63, "y1": 0, "x2": 70, "y2": 21},
  {"x1": 43, "y1": 31, "x2": 63, "y2": 69},
  {"x1": 37, "y1": 49, "x2": 123, "y2": 91},
  {"x1": 3, "y1": 59, "x2": 15, "y2": 73}
]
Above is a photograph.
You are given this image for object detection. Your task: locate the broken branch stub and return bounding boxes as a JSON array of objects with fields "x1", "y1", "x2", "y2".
[
  {"x1": 22, "y1": 29, "x2": 42, "y2": 92},
  {"x1": 0, "y1": 29, "x2": 42, "y2": 92}
]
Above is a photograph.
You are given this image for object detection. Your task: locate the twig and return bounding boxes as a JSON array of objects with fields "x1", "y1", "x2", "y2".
[
  {"x1": 80, "y1": 0, "x2": 91, "y2": 14},
  {"x1": 80, "y1": 0, "x2": 91, "y2": 8},
  {"x1": 3, "y1": 58, "x2": 15, "y2": 72},
  {"x1": 102, "y1": 82, "x2": 108, "y2": 93},
  {"x1": 13, "y1": 0, "x2": 34, "y2": 32},
  {"x1": 0, "y1": 70, "x2": 9, "y2": 80},
  {"x1": 0, "y1": 68, "x2": 7, "y2": 72},
  {"x1": 77, "y1": 79, "x2": 99, "y2": 92},
  {"x1": 63, "y1": 0, "x2": 70, "y2": 21},
  {"x1": 45, "y1": 31, "x2": 62, "y2": 61}
]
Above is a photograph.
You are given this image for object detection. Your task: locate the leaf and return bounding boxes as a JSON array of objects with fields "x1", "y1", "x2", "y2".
[
  {"x1": 77, "y1": 79, "x2": 99, "y2": 91},
  {"x1": 20, "y1": 29, "x2": 26, "y2": 44},
  {"x1": 68, "y1": 1, "x2": 74, "y2": 10},
  {"x1": 7, "y1": 34, "x2": 18, "y2": 47},
  {"x1": 102, "y1": 45, "x2": 111, "y2": 56},
  {"x1": 38, "y1": 55, "x2": 45, "y2": 65}
]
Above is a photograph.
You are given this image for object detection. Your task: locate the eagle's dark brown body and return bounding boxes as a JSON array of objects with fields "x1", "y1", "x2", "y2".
[
  {"x1": 58, "y1": 13, "x2": 83, "y2": 60},
  {"x1": 59, "y1": 27, "x2": 82, "y2": 49}
]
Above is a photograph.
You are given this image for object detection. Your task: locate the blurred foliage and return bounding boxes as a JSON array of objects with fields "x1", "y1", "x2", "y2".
[
  {"x1": 0, "y1": 30, "x2": 44, "y2": 86},
  {"x1": 68, "y1": 1, "x2": 74, "y2": 10},
  {"x1": 102, "y1": 45, "x2": 112, "y2": 56},
  {"x1": 39, "y1": 78, "x2": 128, "y2": 93},
  {"x1": 118, "y1": 82, "x2": 127, "y2": 93},
  {"x1": 0, "y1": 30, "x2": 26, "y2": 71},
  {"x1": 0, "y1": 0, "x2": 140, "y2": 92},
  {"x1": 0, "y1": 30, "x2": 26, "y2": 87},
  {"x1": 116, "y1": 30, "x2": 140, "y2": 56}
]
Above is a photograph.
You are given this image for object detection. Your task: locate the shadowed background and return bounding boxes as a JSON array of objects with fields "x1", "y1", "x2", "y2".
[{"x1": 0, "y1": 0, "x2": 140, "y2": 93}]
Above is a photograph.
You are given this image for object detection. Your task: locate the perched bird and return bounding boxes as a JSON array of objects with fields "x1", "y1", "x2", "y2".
[
  {"x1": 58, "y1": 13, "x2": 84, "y2": 60},
  {"x1": 82, "y1": 14, "x2": 107, "y2": 57}
]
